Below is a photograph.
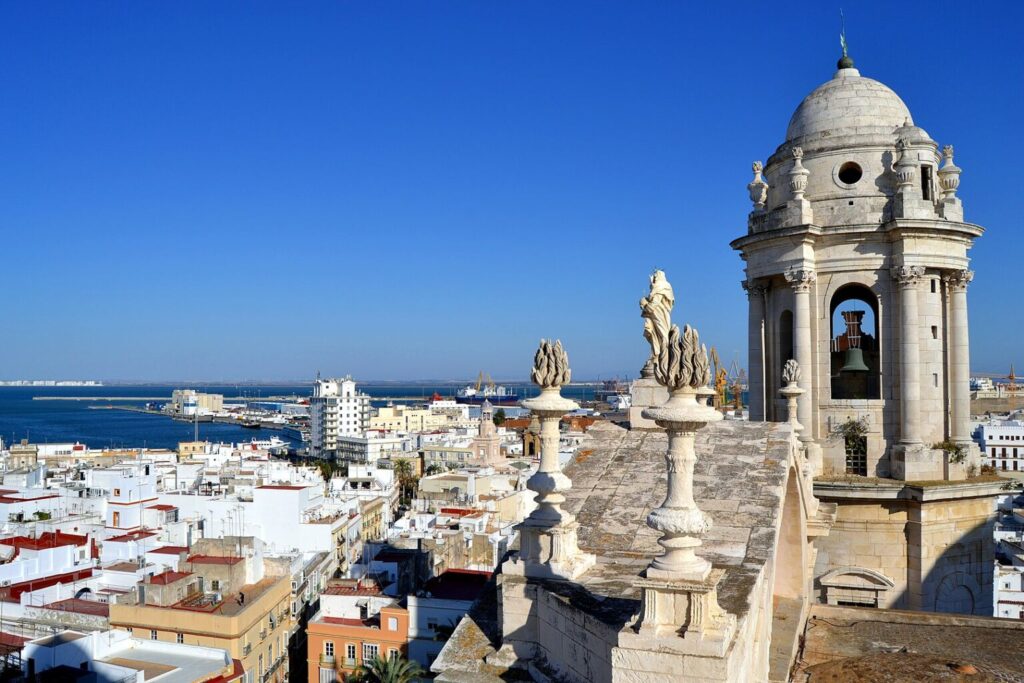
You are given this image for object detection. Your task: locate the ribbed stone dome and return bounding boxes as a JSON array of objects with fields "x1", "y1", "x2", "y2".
[{"x1": 786, "y1": 67, "x2": 913, "y2": 142}]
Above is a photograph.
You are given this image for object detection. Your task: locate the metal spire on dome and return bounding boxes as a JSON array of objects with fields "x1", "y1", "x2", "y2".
[{"x1": 838, "y1": 9, "x2": 854, "y2": 69}]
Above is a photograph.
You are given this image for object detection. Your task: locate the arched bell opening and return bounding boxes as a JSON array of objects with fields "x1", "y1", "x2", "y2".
[{"x1": 830, "y1": 285, "x2": 881, "y2": 400}]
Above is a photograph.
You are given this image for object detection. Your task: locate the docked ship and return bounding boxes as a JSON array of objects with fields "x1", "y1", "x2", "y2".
[{"x1": 456, "y1": 373, "x2": 520, "y2": 405}]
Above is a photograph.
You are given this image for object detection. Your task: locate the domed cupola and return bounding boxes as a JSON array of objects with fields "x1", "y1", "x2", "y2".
[
  {"x1": 784, "y1": 65, "x2": 915, "y2": 147},
  {"x1": 741, "y1": 52, "x2": 959, "y2": 233}
]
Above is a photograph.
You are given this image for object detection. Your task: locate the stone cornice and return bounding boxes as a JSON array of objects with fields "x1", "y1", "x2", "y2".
[{"x1": 732, "y1": 218, "x2": 983, "y2": 253}]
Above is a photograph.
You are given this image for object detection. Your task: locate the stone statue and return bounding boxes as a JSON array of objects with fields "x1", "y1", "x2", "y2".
[
  {"x1": 531, "y1": 339, "x2": 570, "y2": 389},
  {"x1": 654, "y1": 324, "x2": 711, "y2": 391},
  {"x1": 640, "y1": 269, "x2": 675, "y2": 378},
  {"x1": 782, "y1": 359, "x2": 800, "y2": 385}
]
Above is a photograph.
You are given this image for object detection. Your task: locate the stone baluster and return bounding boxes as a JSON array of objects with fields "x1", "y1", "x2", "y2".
[
  {"x1": 893, "y1": 266, "x2": 926, "y2": 445},
  {"x1": 943, "y1": 270, "x2": 974, "y2": 445},
  {"x1": 510, "y1": 339, "x2": 594, "y2": 580}
]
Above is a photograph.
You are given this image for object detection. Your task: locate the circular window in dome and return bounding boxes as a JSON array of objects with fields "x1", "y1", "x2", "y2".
[{"x1": 836, "y1": 161, "x2": 863, "y2": 186}]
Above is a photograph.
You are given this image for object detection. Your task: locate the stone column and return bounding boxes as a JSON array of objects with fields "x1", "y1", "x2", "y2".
[
  {"x1": 743, "y1": 280, "x2": 767, "y2": 422},
  {"x1": 784, "y1": 268, "x2": 816, "y2": 442},
  {"x1": 944, "y1": 269, "x2": 974, "y2": 444},
  {"x1": 893, "y1": 266, "x2": 926, "y2": 445}
]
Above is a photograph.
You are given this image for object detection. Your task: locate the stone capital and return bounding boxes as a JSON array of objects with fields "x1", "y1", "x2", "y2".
[
  {"x1": 891, "y1": 265, "x2": 926, "y2": 288},
  {"x1": 741, "y1": 280, "x2": 767, "y2": 299},
  {"x1": 784, "y1": 267, "x2": 816, "y2": 293},
  {"x1": 942, "y1": 269, "x2": 974, "y2": 292}
]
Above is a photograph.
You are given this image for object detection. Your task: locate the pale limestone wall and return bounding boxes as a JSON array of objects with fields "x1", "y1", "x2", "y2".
[
  {"x1": 812, "y1": 499, "x2": 910, "y2": 608},
  {"x1": 909, "y1": 494, "x2": 995, "y2": 614},
  {"x1": 499, "y1": 559, "x2": 775, "y2": 683},
  {"x1": 814, "y1": 487, "x2": 998, "y2": 616}
]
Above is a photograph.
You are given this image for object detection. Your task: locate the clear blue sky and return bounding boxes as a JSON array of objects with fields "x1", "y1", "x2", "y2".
[{"x1": 3, "y1": 2, "x2": 1021, "y2": 382}]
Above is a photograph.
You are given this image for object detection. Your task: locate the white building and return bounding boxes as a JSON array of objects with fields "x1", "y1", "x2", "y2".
[
  {"x1": 974, "y1": 419, "x2": 1024, "y2": 472},
  {"x1": 21, "y1": 629, "x2": 238, "y2": 682},
  {"x1": 310, "y1": 377, "x2": 371, "y2": 459}
]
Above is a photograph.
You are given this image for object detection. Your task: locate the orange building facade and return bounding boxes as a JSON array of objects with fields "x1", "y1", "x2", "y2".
[{"x1": 307, "y1": 604, "x2": 409, "y2": 682}]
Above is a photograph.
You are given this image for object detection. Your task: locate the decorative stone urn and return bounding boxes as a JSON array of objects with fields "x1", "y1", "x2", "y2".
[
  {"x1": 778, "y1": 359, "x2": 804, "y2": 439},
  {"x1": 642, "y1": 324, "x2": 721, "y2": 582},
  {"x1": 508, "y1": 339, "x2": 594, "y2": 580},
  {"x1": 747, "y1": 160, "x2": 768, "y2": 211}
]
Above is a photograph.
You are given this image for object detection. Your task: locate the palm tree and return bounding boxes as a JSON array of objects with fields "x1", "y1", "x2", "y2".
[
  {"x1": 392, "y1": 458, "x2": 417, "y2": 503},
  {"x1": 348, "y1": 654, "x2": 424, "y2": 683}
]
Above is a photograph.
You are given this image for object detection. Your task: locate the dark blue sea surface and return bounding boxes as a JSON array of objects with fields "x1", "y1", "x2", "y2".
[{"x1": 0, "y1": 383, "x2": 599, "y2": 450}]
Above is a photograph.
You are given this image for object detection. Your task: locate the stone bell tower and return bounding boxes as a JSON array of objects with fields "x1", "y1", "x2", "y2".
[
  {"x1": 732, "y1": 49, "x2": 1001, "y2": 616},
  {"x1": 731, "y1": 50, "x2": 980, "y2": 481}
]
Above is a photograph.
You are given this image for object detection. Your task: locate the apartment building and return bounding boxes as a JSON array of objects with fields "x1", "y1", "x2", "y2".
[
  {"x1": 109, "y1": 536, "x2": 292, "y2": 683},
  {"x1": 310, "y1": 378, "x2": 370, "y2": 459},
  {"x1": 306, "y1": 579, "x2": 409, "y2": 682}
]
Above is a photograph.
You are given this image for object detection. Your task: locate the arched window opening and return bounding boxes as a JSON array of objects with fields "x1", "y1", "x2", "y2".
[
  {"x1": 830, "y1": 285, "x2": 881, "y2": 400},
  {"x1": 779, "y1": 310, "x2": 794, "y2": 376}
]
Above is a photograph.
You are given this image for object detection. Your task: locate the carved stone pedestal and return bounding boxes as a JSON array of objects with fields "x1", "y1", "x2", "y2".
[
  {"x1": 504, "y1": 518, "x2": 594, "y2": 580},
  {"x1": 629, "y1": 377, "x2": 668, "y2": 429},
  {"x1": 631, "y1": 569, "x2": 736, "y2": 648}
]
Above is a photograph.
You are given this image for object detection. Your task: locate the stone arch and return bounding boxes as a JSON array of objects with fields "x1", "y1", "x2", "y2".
[
  {"x1": 819, "y1": 566, "x2": 895, "y2": 607},
  {"x1": 934, "y1": 571, "x2": 981, "y2": 615},
  {"x1": 829, "y1": 283, "x2": 881, "y2": 400},
  {"x1": 772, "y1": 467, "x2": 807, "y2": 600}
]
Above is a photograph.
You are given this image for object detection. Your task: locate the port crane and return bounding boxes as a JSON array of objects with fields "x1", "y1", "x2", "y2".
[{"x1": 728, "y1": 359, "x2": 747, "y2": 411}]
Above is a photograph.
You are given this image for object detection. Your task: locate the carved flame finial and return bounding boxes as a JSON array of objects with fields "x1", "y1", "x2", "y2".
[
  {"x1": 531, "y1": 339, "x2": 571, "y2": 389},
  {"x1": 783, "y1": 359, "x2": 801, "y2": 385}
]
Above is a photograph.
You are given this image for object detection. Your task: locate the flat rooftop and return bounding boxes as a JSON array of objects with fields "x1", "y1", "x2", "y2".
[{"x1": 797, "y1": 604, "x2": 1024, "y2": 681}]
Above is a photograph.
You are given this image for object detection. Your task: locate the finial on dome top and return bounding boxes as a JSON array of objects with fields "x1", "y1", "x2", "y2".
[{"x1": 837, "y1": 9, "x2": 855, "y2": 69}]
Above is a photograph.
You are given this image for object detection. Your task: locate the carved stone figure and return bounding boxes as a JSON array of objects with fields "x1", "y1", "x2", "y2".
[{"x1": 640, "y1": 269, "x2": 675, "y2": 378}]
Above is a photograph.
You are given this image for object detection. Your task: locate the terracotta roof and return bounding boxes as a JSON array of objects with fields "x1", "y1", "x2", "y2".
[
  {"x1": 149, "y1": 545, "x2": 189, "y2": 555},
  {"x1": 105, "y1": 562, "x2": 142, "y2": 573},
  {"x1": 324, "y1": 581, "x2": 383, "y2": 597},
  {"x1": 0, "y1": 494, "x2": 59, "y2": 504},
  {"x1": 187, "y1": 555, "x2": 243, "y2": 565},
  {"x1": 106, "y1": 531, "x2": 157, "y2": 543},
  {"x1": 256, "y1": 485, "x2": 308, "y2": 490},
  {"x1": 321, "y1": 616, "x2": 372, "y2": 627},
  {"x1": 422, "y1": 569, "x2": 492, "y2": 601},
  {"x1": 0, "y1": 569, "x2": 94, "y2": 601},
  {"x1": 43, "y1": 598, "x2": 109, "y2": 617},
  {"x1": 148, "y1": 570, "x2": 192, "y2": 586},
  {"x1": 0, "y1": 532, "x2": 88, "y2": 551},
  {"x1": 146, "y1": 504, "x2": 177, "y2": 511}
]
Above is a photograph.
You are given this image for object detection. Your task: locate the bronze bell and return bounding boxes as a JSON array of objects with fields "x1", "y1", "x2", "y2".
[{"x1": 840, "y1": 347, "x2": 870, "y2": 373}]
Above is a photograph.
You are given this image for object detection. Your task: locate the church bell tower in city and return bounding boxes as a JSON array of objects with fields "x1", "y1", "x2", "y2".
[{"x1": 732, "y1": 48, "x2": 1002, "y2": 615}]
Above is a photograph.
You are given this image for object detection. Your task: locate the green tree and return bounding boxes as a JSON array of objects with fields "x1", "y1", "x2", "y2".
[
  {"x1": 347, "y1": 654, "x2": 424, "y2": 683},
  {"x1": 392, "y1": 458, "x2": 418, "y2": 504},
  {"x1": 492, "y1": 408, "x2": 506, "y2": 426}
]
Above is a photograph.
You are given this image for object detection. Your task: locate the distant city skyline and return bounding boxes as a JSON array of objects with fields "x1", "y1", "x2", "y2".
[{"x1": 4, "y1": 2, "x2": 1021, "y2": 381}]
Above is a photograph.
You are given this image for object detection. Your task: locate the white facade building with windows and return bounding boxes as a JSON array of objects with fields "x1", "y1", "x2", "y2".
[
  {"x1": 310, "y1": 377, "x2": 371, "y2": 459},
  {"x1": 975, "y1": 419, "x2": 1024, "y2": 472}
]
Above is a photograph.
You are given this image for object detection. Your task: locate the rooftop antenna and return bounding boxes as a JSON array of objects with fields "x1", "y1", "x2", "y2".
[{"x1": 838, "y1": 9, "x2": 854, "y2": 69}]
